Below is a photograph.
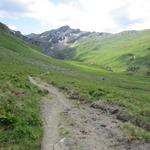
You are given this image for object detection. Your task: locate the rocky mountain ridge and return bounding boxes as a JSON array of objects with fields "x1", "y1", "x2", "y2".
[
  {"x1": 26, "y1": 25, "x2": 110, "y2": 59},
  {"x1": 0, "y1": 22, "x2": 28, "y2": 41}
]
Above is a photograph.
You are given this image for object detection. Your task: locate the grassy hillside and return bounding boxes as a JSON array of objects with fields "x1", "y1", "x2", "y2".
[
  {"x1": 73, "y1": 30, "x2": 150, "y2": 73},
  {"x1": 0, "y1": 30, "x2": 150, "y2": 149},
  {"x1": 0, "y1": 31, "x2": 61, "y2": 149}
]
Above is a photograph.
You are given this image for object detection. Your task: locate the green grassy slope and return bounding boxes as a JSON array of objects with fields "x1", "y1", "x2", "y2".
[
  {"x1": 74, "y1": 30, "x2": 150, "y2": 73},
  {"x1": 0, "y1": 31, "x2": 61, "y2": 149},
  {"x1": 0, "y1": 31, "x2": 76, "y2": 149},
  {"x1": 0, "y1": 29, "x2": 150, "y2": 149}
]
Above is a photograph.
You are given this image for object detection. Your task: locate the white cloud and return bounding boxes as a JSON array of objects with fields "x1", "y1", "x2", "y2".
[
  {"x1": 1, "y1": 0, "x2": 150, "y2": 32},
  {"x1": 8, "y1": 25, "x2": 18, "y2": 30},
  {"x1": 16, "y1": 0, "x2": 125, "y2": 32}
]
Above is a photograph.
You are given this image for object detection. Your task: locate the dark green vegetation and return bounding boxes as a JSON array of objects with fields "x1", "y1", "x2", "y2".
[
  {"x1": 0, "y1": 66, "x2": 43, "y2": 149},
  {"x1": 0, "y1": 26, "x2": 150, "y2": 149}
]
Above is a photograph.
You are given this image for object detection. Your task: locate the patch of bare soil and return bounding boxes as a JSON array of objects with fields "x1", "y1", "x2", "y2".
[{"x1": 29, "y1": 77, "x2": 150, "y2": 150}]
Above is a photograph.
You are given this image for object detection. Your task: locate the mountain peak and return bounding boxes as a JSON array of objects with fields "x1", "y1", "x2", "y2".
[{"x1": 58, "y1": 25, "x2": 71, "y2": 32}]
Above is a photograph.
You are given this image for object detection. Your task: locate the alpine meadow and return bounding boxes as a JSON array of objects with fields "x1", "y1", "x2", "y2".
[{"x1": 0, "y1": 0, "x2": 150, "y2": 149}]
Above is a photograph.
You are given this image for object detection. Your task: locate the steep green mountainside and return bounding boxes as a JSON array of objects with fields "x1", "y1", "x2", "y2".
[
  {"x1": 0, "y1": 31, "x2": 61, "y2": 67},
  {"x1": 0, "y1": 27, "x2": 150, "y2": 149},
  {"x1": 73, "y1": 30, "x2": 150, "y2": 73}
]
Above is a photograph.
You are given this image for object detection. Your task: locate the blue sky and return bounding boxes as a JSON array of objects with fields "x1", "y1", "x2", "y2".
[{"x1": 0, "y1": 0, "x2": 150, "y2": 34}]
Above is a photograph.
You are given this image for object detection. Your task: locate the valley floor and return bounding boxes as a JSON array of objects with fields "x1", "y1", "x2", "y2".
[{"x1": 29, "y1": 77, "x2": 150, "y2": 150}]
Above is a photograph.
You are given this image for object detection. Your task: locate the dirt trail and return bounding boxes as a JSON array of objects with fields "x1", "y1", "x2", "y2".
[
  {"x1": 29, "y1": 77, "x2": 70, "y2": 150},
  {"x1": 29, "y1": 77, "x2": 150, "y2": 150}
]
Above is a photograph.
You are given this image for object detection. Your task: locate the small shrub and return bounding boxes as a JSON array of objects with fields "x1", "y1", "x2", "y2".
[
  {"x1": 0, "y1": 113, "x2": 16, "y2": 127},
  {"x1": 89, "y1": 88, "x2": 108, "y2": 99}
]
